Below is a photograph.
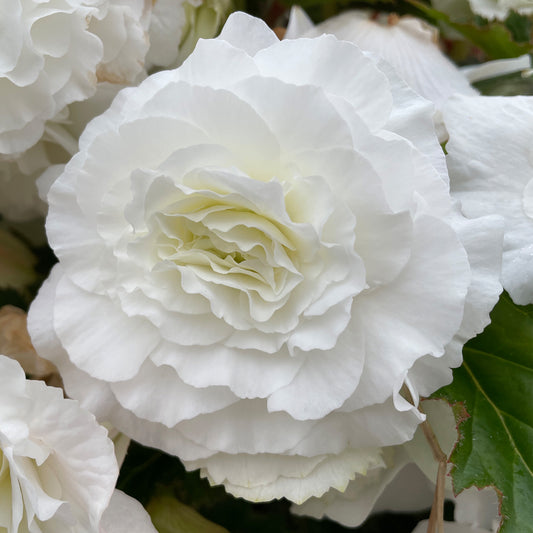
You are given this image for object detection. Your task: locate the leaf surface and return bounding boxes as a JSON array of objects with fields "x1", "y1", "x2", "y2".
[
  {"x1": 407, "y1": 0, "x2": 532, "y2": 58},
  {"x1": 435, "y1": 293, "x2": 533, "y2": 532}
]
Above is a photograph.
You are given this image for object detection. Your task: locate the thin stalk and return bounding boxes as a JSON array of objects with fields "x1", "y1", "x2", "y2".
[{"x1": 401, "y1": 386, "x2": 447, "y2": 533}]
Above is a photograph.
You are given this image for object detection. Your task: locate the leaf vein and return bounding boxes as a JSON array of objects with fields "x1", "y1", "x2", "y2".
[
  {"x1": 465, "y1": 347, "x2": 533, "y2": 372},
  {"x1": 463, "y1": 361, "x2": 533, "y2": 480}
]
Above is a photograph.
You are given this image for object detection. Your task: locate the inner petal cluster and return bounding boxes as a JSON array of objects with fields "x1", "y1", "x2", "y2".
[{"x1": 123, "y1": 166, "x2": 363, "y2": 349}]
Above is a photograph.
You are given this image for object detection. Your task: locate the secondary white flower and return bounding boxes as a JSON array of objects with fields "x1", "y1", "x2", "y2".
[
  {"x1": 0, "y1": 354, "x2": 118, "y2": 532},
  {"x1": 285, "y1": 7, "x2": 477, "y2": 110},
  {"x1": 467, "y1": 0, "x2": 533, "y2": 19},
  {"x1": 29, "y1": 12, "x2": 501, "y2": 504},
  {"x1": 444, "y1": 95, "x2": 533, "y2": 305},
  {"x1": 0, "y1": 0, "x2": 150, "y2": 157},
  {"x1": 1, "y1": 0, "x2": 99, "y2": 155}
]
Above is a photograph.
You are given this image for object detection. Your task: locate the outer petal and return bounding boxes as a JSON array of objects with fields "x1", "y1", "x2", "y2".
[
  {"x1": 186, "y1": 448, "x2": 385, "y2": 504},
  {"x1": 300, "y1": 10, "x2": 476, "y2": 108},
  {"x1": 100, "y1": 490, "x2": 157, "y2": 533},
  {"x1": 216, "y1": 12, "x2": 279, "y2": 56},
  {"x1": 53, "y1": 274, "x2": 160, "y2": 382}
]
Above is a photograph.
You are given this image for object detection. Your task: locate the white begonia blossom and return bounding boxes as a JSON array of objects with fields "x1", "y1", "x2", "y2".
[
  {"x1": 467, "y1": 0, "x2": 533, "y2": 19},
  {"x1": 285, "y1": 7, "x2": 477, "y2": 110},
  {"x1": 0, "y1": 355, "x2": 118, "y2": 533},
  {"x1": 0, "y1": 0, "x2": 150, "y2": 157},
  {"x1": 444, "y1": 95, "x2": 533, "y2": 305},
  {"x1": 29, "y1": 12, "x2": 502, "y2": 504}
]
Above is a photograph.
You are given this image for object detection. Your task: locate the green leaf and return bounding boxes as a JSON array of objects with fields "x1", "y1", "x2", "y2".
[
  {"x1": 434, "y1": 293, "x2": 533, "y2": 532},
  {"x1": 474, "y1": 71, "x2": 533, "y2": 96},
  {"x1": 147, "y1": 492, "x2": 230, "y2": 533},
  {"x1": 407, "y1": 0, "x2": 532, "y2": 58},
  {"x1": 505, "y1": 11, "x2": 531, "y2": 43}
]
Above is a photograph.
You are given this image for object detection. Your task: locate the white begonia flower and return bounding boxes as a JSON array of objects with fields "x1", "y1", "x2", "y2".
[
  {"x1": 0, "y1": 0, "x2": 151, "y2": 157},
  {"x1": 0, "y1": 354, "x2": 118, "y2": 533},
  {"x1": 29, "y1": 12, "x2": 502, "y2": 504},
  {"x1": 285, "y1": 7, "x2": 477, "y2": 111},
  {"x1": 467, "y1": 0, "x2": 533, "y2": 19},
  {"x1": 444, "y1": 95, "x2": 533, "y2": 305}
]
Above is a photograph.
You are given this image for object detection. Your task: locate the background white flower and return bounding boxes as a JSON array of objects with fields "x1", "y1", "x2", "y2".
[
  {"x1": 29, "y1": 12, "x2": 501, "y2": 504},
  {"x1": 467, "y1": 0, "x2": 533, "y2": 19},
  {"x1": 444, "y1": 95, "x2": 533, "y2": 305},
  {"x1": 0, "y1": 354, "x2": 118, "y2": 532},
  {"x1": 285, "y1": 7, "x2": 477, "y2": 110},
  {"x1": 0, "y1": 0, "x2": 150, "y2": 157}
]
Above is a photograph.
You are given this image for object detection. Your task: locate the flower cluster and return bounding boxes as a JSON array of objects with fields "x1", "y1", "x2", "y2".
[{"x1": 2, "y1": 1, "x2": 533, "y2": 532}]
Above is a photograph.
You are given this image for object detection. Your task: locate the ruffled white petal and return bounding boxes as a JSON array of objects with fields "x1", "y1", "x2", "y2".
[
  {"x1": 286, "y1": 9, "x2": 476, "y2": 109},
  {"x1": 0, "y1": 354, "x2": 118, "y2": 533}
]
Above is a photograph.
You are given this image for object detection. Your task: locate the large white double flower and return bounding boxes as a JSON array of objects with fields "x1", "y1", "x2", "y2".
[{"x1": 29, "y1": 13, "x2": 502, "y2": 503}]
